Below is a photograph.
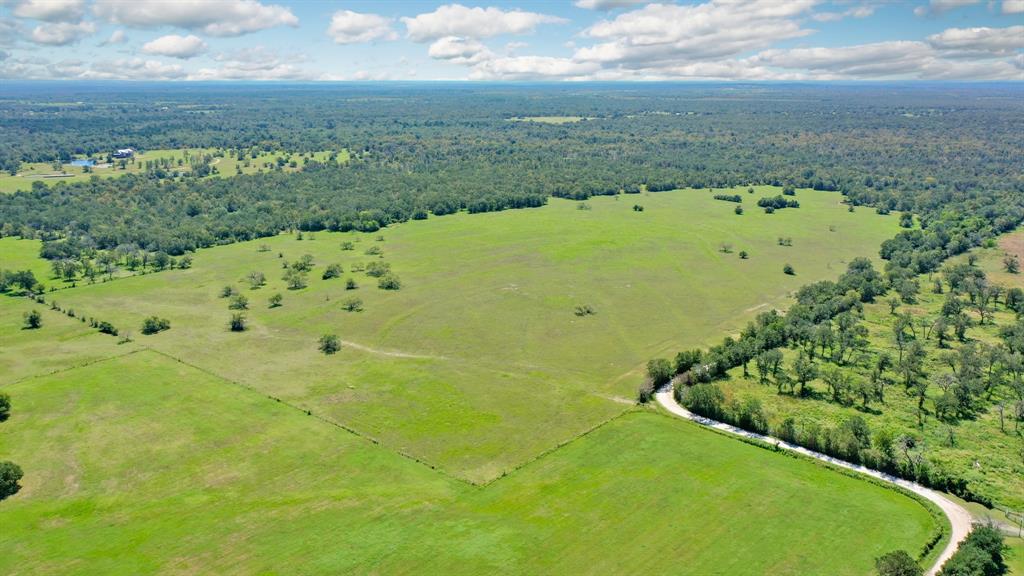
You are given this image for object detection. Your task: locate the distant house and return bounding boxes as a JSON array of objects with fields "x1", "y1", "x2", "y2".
[{"x1": 112, "y1": 148, "x2": 135, "y2": 159}]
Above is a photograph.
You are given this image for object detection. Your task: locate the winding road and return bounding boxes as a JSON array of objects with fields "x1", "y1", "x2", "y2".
[{"x1": 654, "y1": 387, "x2": 973, "y2": 576}]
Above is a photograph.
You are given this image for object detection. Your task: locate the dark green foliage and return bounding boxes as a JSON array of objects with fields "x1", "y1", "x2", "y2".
[
  {"x1": 0, "y1": 392, "x2": 10, "y2": 422},
  {"x1": 377, "y1": 273, "x2": 401, "y2": 290},
  {"x1": 22, "y1": 309, "x2": 41, "y2": 329},
  {"x1": 681, "y1": 383, "x2": 725, "y2": 420},
  {"x1": 229, "y1": 313, "x2": 247, "y2": 332},
  {"x1": 713, "y1": 194, "x2": 742, "y2": 203},
  {"x1": 318, "y1": 334, "x2": 341, "y2": 355},
  {"x1": 757, "y1": 195, "x2": 800, "y2": 210},
  {"x1": 345, "y1": 278, "x2": 358, "y2": 290},
  {"x1": 96, "y1": 321, "x2": 118, "y2": 336},
  {"x1": 322, "y1": 263, "x2": 343, "y2": 279},
  {"x1": 646, "y1": 358, "x2": 673, "y2": 387},
  {"x1": 875, "y1": 550, "x2": 922, "y2": 576},
  {"x1": 573, "y1": 304, "x2": 596, "y2": 317},
  {"x1": 341, "y1": 297, "x2": 363, "y2": 312},
  {"x1": 783, "y1": 263, "x2": 795, "y2": 275},
  {"x1": 937, "y1": 525, "x2": 1006, "y2": 576},
  {"x1": 0, "y1": 461, "x2": 23, "y2": 501},
  {"x1": 141, "y1": 316, "x2": 170, "y2": 335},
  {"x1": 364, "y1": 261, "x2": 391, "y2": 278},
  {"x1": 268, "y1": 293, "x2": 283, "y2": 308},
  {"x1": 228, "y1": 294, "x2": 249, "y2": 310}
]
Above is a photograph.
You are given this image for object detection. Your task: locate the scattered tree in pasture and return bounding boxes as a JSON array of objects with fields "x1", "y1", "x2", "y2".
[
  {"x1": 268, "y1": 293, "x2": 283, "y2": 308},
  {"x1": 341, "y1": 297, "x2": 363, "y2": 312},
  {"x1": 318, "y1": 334, "x2": 341, "y2": 355},
  {"x1": 574, "y1": 304, "x2": 596, "y2": 317},
  {"x1": 96, "y1": 321, "x2": 118, "y2": 336},
  {"x1": 229, "y1": 313, "x2": 247, "y2": 332},
  {"x1": 0, "y1": 461, "x2": 23, "y2": 501},
  {"x1": 322, "y1": 263, "x2": 343, "y2": 280},
  {"x1": 0, "y1": 393, "x2": 9, "y2": 422},
  {"x1": 783, "y1": 263, "x2": 795, "y2": 275},
  {"x1": 364, "y1": 246, "x2": 382, "y2": 256},
  {"x1": 345, "y1": 278, "x2": 358, "y2": 290},
  {"x1": 284, "y1": 268, "x2": 308, "y2": 290},
  {"x1": 22, "y1": 309, "x2": 41, "y2": 329},
  {"x1": 1004, "y1": 254, "x2": 1020, "y2": 274},
  {"x1": 718, "y1": 242, "x2": 733, "y2": 254},
  {"x1": 228, "y1": 294, "x2": 249, "y2": 310},
  {"x1": 378, "y1": 273, "x2": 402, "y2": 290},
  {"x1": 220, "y1": 285, "x2": 236, "y2": 298},
  {"x1": 246, "y1": 271, "x2": 266, "y2": 289},
  {"x1": 632, "y1": 204, "x2": 644, "y2": 212},
  {"x1": 141, "y1": 316, "x2": 171, "y2": 335},
  {"x1": 340, "y1": 241, "x2": 355, "y2": 251},
  {"x1": 739, "y1": 250, "x2": 748, "y2": 259},
  {"x1": 364, "y1": 261, "x2": 391, "y2": 278}
]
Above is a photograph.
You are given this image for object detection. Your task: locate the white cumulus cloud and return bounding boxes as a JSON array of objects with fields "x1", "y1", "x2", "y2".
[
  {"x1": 1004, "y1": 0, "x2": 1024, "y2": 13},
  {"x1": 30, "y1": 20, "x2": 94, "y2": 45},
  {"x1": 402, "y1": 4, "x2": 566, "y2": 42},
  {"x1": 469, "y1": 55, "x2": 600, "y2": 80},
  {"x1": 142, "y1": 34, "x2": 207, "y2": 59},
  {"x1": 927, "y1": 26, "x2": 1024, "y2": 56},
  {"x1": 575, "y1": 0, "x2": 817, "y2": 69},
  {"x1": 92, "y1": 0, "x2": 298, "y2": 37},
  {"x1": 428, "y1": 36, "x2": 493, "y2": 63},
  {"x1": 11, "y1": 0, "x2": 86, "y2": 23},
  {"x1": 573, "y1": 0, "x2": 647, "y2": 10},
  {"x1": 913, "y1": 0, "x2": 980, "y2": 16},
  {"x1": 326, "y1": 10, "x2": 396, "y2": 44}
]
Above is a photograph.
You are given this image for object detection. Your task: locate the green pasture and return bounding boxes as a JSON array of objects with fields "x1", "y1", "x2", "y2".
[
  {"x1": 0, "y1": 351, "x2": 940, "y2": 575},
  {"x1": 39, "y1": 187, "x2": 898, "y2": 481}
]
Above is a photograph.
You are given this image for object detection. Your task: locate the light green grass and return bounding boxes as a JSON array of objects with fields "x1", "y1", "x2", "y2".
[
  {"x1": 0, "y1": 237, "x2": 51, "y2": 283},
  {"x1": 0, "y1": 148, "x2": 346, "y2": 194},
  {"x1": 0, "y1": 351, "x2": 939, "y2": 575},
  {"x1": 1008, "y1": 537, "x2": 1024, "y2": 574},
  {"x1": 45, "y1": 187, "x2": 898, "y2": 481},
  {"x1": 0, "y1": 296, "x2": 139, "y2": 385}
]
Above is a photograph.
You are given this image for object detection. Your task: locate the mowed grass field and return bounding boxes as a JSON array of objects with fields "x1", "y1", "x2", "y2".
[
  {"x1": 42, "y1": 187, "x2": 899, "y2": 482},
  {"x1": 0, "y1": 148, "x2": 346, "y2": 194},
  {"x1": 0, "y1": 351, "x2": 940, "y2": 575}
]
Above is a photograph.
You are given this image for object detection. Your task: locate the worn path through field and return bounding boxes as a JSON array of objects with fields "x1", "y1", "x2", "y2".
[{"x1": 654, "y1": 388, "x2": 972, "y2": 576}]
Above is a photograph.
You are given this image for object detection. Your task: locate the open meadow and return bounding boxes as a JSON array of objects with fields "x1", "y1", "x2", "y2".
[
  {"x1": 27, "y1": 187, "x2": 900, "y2": 482},
  {"x1": 0, "y1": 350, "x2": 941, "y2": 575}
]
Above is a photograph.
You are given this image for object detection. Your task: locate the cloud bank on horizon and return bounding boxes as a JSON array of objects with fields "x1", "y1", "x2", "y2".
[{"x1": 0, "y1": 0, "x2": 1021, "y2": 81}]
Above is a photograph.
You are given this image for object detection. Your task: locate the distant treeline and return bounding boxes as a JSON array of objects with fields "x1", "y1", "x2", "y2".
[{"x1": 0, "y1": 84, "x2": 1022, "y2": 263}]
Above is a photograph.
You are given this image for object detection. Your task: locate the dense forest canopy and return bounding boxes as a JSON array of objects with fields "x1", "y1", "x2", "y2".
[{"x1": 1, "y1": 83, "x2": 1022, "y2": 264}]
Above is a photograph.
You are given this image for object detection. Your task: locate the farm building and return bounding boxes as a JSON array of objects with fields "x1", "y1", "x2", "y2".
[{"x1": 112, "y1": 148, "x2": 135, "y2": 159}]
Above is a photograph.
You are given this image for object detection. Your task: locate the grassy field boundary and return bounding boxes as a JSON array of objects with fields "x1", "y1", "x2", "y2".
[
  {"x1": 648, "y1": 406, "x2": 952, "y2": 567},
  {"x1": 1, "y1": 345, "x2": 142, "y2": 388},
  {"x1": 477, "y1": 406, "x2": 637, "y2": 487},
  {"x1": 144, "y1": 348, "x2": 476, "y2": 486}
]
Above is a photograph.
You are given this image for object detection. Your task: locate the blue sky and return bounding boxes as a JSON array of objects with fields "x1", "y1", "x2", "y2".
[{"x1": 0, "y1": 0, "x2": 1021, "y2": 80}]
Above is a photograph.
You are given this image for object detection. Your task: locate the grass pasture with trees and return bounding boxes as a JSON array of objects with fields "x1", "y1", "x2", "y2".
[
  {"x1": 0, "y1": 148, "x2": 345, "y2": 194},
  {"x1": 0, "y1": 351, "x2": 941, "y2": 575},
  {"x1": 30, "y1": 187, "x2": 898, "y2": 482}
]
